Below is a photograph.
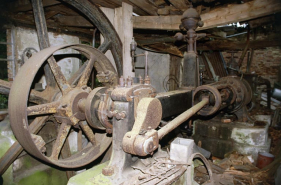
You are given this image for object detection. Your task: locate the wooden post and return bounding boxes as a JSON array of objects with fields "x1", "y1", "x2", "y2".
[{"x1": 101, "y1": 3, "x2": 134, "y2": 78}]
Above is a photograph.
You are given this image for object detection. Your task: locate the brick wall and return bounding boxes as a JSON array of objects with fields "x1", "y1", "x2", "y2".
[{"x1": 222, "y1": 46, "x2": 281, "y2": 86}]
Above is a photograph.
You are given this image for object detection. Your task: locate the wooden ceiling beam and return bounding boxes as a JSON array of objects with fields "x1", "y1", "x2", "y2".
[
  {"x1": 133, "y1": 0, "x2": 281, "y2": 30},
  {"x1": 198, "y1": 39, "x2": 281, "y2": 51},
  {"x1": 56, "y1": 16, "x2": 93, "y2": 27},
  {"x1": 9, "y1": 0, "x2": 61, "y2": 12},
  {"x1": 89, "y1": 0, "x2": 149, "y2": 16},
  {"x1": 169, "y1": 0, "x2": 190, "y2": 9},
  {"x1": 128, "y1": 0, "x2": 158, "y2": 15}
]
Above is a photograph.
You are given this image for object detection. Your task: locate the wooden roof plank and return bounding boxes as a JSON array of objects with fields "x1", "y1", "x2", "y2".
[
  {"x1": 133, "y1": 0, "x2": 281, "y2": 30},
  {"x1": 56, "y1": 16, "x2": 93, "y2": 27},
  {"x1": 169, "y1": 0, "x2": 190, "y2": 9},
  {"x1": 128, "y1": 0, "x2": 158, "y2": 15},
  {"x1": 10, "y1": 0, "x2": 61, "y2": 12}
]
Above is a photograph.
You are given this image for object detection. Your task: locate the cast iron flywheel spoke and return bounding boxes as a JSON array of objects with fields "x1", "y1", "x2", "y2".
[
  {"x1": 98, "y1": 40, "x2": 111, "y2": 53},
  {"x1": 50, "y1": 122, "x2": 71, "y2": 160},
  {"x1": 77, "y1": 56, "x2": 96, "y2": 87},
  {"x1": 48, "y1": 56, "x2": 71, "y2": 93},
  {"x1": 68, "y1": 61, "x2": 88, "y2": 86},
  {"x1": 79, "y1": 121, "x2": 96, "y2": 146},
  {"x1": 27, "y1": 101, "x2": 60, "y2": 116}
]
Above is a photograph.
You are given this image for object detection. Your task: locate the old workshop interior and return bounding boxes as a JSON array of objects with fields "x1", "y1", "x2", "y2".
[{"x1": 0, "y1": 0, "x2": 281, "y2": 184}]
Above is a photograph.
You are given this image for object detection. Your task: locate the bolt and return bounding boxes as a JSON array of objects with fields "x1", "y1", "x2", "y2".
[
  {"x1": 127, "y1": 76, "x2": 132, "y2": 87},
  {"x1": 237, "y1": 87, "x2": 242, "y2": 93},
  {"x1": 236, "y1": 97, "x2": 242, "y2": 103},
  {"x1": 139, "y1": 75, "x2": 143, "y2": 84},
  {"x1": 119, "y1": 76, "x2": 125, "y2": 87},
  {"x1": 144, "y1": 76, "x2": 150, "y2": 85},
  {"x1": 145, "y1": 141, "x2": 154, "y2": 154},
  {"x1": 115, "y1": 111, "x2": 126, "y2": 120},
  {"x1": 127, "y1": 135, "x2": 131, "y2": 138},
  {"x1": 107, "y1": 110, "x2": 117, "y2": 118},
  {"x1": 102, "y1": 166, "x2": 114, "y2": 176}
]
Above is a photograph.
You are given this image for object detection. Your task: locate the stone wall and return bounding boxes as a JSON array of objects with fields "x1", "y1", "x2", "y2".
[{"x1": 7, "y1": 27, "x2": 80, "y2": 87}]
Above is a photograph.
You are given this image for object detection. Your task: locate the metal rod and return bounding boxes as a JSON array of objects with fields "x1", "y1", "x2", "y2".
[
  {"x1": 0, "y1": 42, "x2": 12, "y2": 45},
  {"x1": 158, "y1": 98, "x2": 209, "y2": 140},
  {"x1": 226, "y1": 31, "x2": 247, "y2": 38},
  {"x1": 0, "y1": 59, "x2": 13, "y2": 61},
  {"x1": 144, "y1": 51, "x2": 148, "y2": 77}
]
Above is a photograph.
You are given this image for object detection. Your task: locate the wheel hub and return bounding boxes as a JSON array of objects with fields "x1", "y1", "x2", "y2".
[{"x1": 55, "y1": 86, "x2": 91, "y2": 126}]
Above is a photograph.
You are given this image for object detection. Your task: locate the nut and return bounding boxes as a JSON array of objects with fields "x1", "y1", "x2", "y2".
[{"x1": 102, "y1": 166, "x2": 114, "y2": 176}]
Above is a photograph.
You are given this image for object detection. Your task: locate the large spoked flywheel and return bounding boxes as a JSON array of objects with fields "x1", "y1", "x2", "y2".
[
  {"x1": 0, "y1": 0, "x2": 123, "y2": 172},
  {"x1": 9, "y1": 44, "x2": 117, "y2": 168}
]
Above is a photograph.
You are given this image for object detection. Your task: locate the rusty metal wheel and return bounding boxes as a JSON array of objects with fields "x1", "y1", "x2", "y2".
[
  {"x1": 8, "y1": 44, "x2": 118, "y2": 168},
  {"x1": 193, "y1": 85, "x2": 222, "y2": 116},
  {"x1": 0, "y1": 0, "x2": 122, "y2": 172}
]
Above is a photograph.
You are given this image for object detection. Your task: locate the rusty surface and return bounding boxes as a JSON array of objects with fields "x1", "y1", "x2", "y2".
[
  {"x1": 8, "y1": 44, "x2": 115, "y2": 168},
  {"x1": 85, "y1": 87, "x2": 107, "y2": 129},
  {"x1": 31, "y1": 134, "x2": 46, "y2": 153},
  {"x1": 123, "y1": 98, "x2": 162, "y2": 156},
  {"x1": 102, "y1": 166, "x2": 115, "y2": 176},
  {"x1": 111, "y1": 84, "x2": 157, "y2": 102},
  {"x1": 193, "y1": 76, "x2": 253, "y2": 120},
  {"x1": 186, "y1": 153, "x2": 214, "y2": 185},
  {"x1": 97, "y1": 89, "x2": 114, "y2": 132},
  {"x1": 193, "y1": 85, "x2": 222, "y2": 116},
  {"x1": 4, "y1": 0, "x2": 122, "y2": 168},
  {"x1": 50, "y1": 122, "x2": 71, "y2": 160},
  {"x1": 126, "y1": 157, "x2": 188, "y2": 185},
  {"x1": 79, "y1": 121, "x2": 96, "y2": 146},
  {"x1": 27, "y1": 101, "x2": 59, "y2": 116}
]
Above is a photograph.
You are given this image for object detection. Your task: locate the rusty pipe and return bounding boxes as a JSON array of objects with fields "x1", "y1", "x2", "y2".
[{"x1": 158, "y1": 98, "x2": 209, "y2": 140}]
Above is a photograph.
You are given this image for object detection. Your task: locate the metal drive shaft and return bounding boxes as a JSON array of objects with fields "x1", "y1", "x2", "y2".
[{"x1": 158, "y1": 98, "x2": 209, "y2": 140}]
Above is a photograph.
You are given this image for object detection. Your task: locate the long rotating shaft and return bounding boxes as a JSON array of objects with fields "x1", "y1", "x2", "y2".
[{"x1": 158, "y1": 98, "x2": 209, "y2": 140}]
